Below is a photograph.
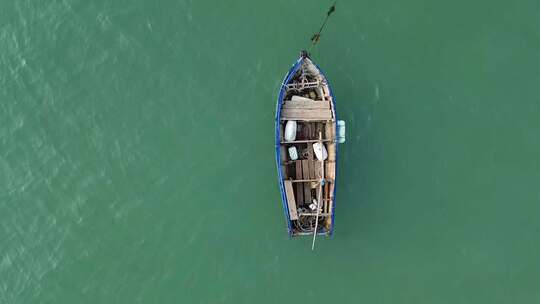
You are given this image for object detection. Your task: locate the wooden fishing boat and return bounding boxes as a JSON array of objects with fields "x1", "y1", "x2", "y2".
[{"x1": 275, "y1": 51, "x2": 345, "y2": 239}]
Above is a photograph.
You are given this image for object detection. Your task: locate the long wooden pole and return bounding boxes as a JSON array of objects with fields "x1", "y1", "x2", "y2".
[{"x1": 312, "y1": 132, "x2": 325, "y2": 250}]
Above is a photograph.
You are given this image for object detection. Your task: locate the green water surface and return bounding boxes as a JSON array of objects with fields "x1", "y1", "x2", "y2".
[{"x1": 1, "y1": 0, "x2": 539, "y2": 303}]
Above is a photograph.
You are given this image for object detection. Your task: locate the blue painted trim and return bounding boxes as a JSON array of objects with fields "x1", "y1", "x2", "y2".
[
  {"x1": 276, "y1": 57, "x2": 303, "y2": 236},
  {"x1": 276, "y1": 55, "x2": 338, "y2": 237}
]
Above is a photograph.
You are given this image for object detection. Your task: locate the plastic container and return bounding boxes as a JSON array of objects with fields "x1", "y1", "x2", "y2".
[
  {"x1": 337, "y1": 120, "x2": 346, "y2": 144},
  {"x1": 288, "y1": 146, "x2": 298, "y2": 161},
  {"x1": 284, "y1": 120, "x2": 297, "y2": 141}
]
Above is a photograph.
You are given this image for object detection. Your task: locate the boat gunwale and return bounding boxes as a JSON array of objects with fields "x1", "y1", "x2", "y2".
[
  {"x1": 275, "y1": 54, "x2": 338, "y2": 237},
  {"x1": 275, "y1": 58, "x2": 303, "y2": 236}
]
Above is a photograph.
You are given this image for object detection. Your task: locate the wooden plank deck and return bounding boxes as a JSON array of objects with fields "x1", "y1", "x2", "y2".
[
  {"x1": 281, "y1": 109, "x2": 333, "y2": 121},
  {"x1": 278, "y1": 113, "x2": 337, "y2": 232},
  {"x1": 284, "y1": 180, "x2": 298, "y2": 220},
  {"x1": 283, "y1": 100, "x2": 330, "y2": 109},
  {"x1": 301, "y1": 160, "x2": 311, "y2": 203},
  {"x1": 314, "y1": 161, "x2": 322, "y2": 179},
  {"x1": 295, "y1": 161, "x2": 304, "y2": 205},
  {"x1": 308, "y1": 160, "x2": 315, "y2": 179}
]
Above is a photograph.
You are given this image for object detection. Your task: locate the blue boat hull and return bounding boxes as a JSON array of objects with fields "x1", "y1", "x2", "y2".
[{"x1": 275, "y1": 54, "x2": 339, "y2": 237}]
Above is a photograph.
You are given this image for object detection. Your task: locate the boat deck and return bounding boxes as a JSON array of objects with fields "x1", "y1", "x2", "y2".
[{"x1": 277, "y1": 56, "x2": 337, "y2": 236}]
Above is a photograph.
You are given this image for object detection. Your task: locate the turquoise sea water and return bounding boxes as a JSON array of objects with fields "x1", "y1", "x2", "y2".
[{"x1": 1, "y1": 0, "x2": 540, "y2": 303}]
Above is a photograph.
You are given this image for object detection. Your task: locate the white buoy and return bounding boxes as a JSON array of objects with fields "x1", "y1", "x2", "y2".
[
  {"x1": 284, "y1": 121, "x2": 297, "y2": 141},
  {"x1": 313, "y1": 142, "x2": 328, "y2": 161}
]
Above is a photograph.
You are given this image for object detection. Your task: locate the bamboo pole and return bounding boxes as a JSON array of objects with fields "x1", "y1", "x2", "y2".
[
  {"x1": 290, "y1": 179, "x2": 322, "y2": 183},
  {"x1": 312, "y1": 132, "x2": 324, "y2": 251},
  {"x1": 280, "y1": 139, "x2": 334, "y2": 144},
  {"x1": 299, "y1": 213, "x2": 332, "y2": 217}
]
